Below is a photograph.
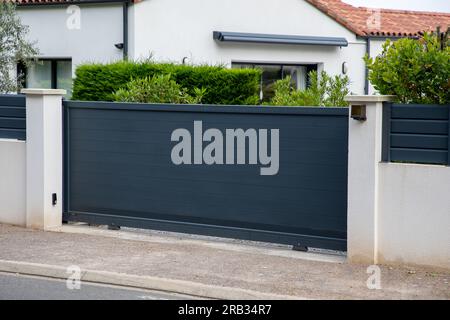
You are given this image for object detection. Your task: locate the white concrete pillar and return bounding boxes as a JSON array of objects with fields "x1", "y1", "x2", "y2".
[
  {"x1": 22, "y1": 89, "x2": 66, "y2": 230},
  {"x1": 344, "y1": 95, "x2": 395, "y2": 264}
]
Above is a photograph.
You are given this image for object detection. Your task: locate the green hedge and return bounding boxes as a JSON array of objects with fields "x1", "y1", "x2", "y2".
[{"x1": 72, "y1": 61, "x2": 261, "y2": 105}]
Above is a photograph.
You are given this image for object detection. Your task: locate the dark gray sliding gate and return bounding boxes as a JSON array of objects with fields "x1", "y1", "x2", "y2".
[
  {"x1": 63, "y1": 101, "x2": 348, "y2": 250},
  {"x1": 0, "y1": 94, "x2": 26, "y2": 140}
]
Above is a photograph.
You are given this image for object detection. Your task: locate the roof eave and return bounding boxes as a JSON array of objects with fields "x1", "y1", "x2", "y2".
[{"x1": 304, "y1": 0, "x2": 364, "y2": 36}]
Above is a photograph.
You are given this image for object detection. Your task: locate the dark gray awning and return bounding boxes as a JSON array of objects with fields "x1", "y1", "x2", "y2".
[{"x1": 213, "y1": 31, "x2": 348, "y2": 47}]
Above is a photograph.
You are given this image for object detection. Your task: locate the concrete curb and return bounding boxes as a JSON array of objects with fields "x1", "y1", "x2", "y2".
[{"x1": 0, "y1": 260, "x2": 304, "y2": 300}]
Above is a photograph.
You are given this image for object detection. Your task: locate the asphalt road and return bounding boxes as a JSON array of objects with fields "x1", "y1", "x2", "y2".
[{"x1": 0, "y1": 272, "x2": 195, "y2": 300}]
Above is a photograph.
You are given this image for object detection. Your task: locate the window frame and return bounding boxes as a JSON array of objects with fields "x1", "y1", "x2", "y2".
[
  {"x1": 19, "y1": 58, "x2": 72, "y2": 90},
  {"x1": 231, "y1": 61, "x2": 318, "y2": 101}
]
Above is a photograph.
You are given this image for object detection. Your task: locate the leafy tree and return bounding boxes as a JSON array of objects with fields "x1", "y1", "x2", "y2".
[
  {"x1": 0, "y1": 2, "x2": 38, "y2": 93},
  {"x1": 364, "y1": 33, "x2": 449, "y2": 104}
]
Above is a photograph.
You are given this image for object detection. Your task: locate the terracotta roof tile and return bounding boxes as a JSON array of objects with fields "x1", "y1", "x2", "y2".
[
  {"x1": 305, "y1": 0, "x2": 450, "y2": 37},
  {"x1": 4, "y1": 0, "x2": 137, "y2": 4}
]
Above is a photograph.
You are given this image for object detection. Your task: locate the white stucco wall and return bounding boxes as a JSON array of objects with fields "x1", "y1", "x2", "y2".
[
  {"x1": 129, "y1": 0, "x2": 368, "y2": 94},
  {"x1": 18, "y1": 3, "x2": 124, "y2": 77},
  {"x1": 346, "y1": 97, "x2": 450, "y2": 270},
  {"x1": 367, "y1": 38, "x2": 388, "y2": 94},
  {"x1": 0, "y1": 139, "x2": 26, "y2": 227},
  {"x1": 369, "y1": 39, "x2": 386, "y2": 61},
  {"x1": 378, "y1": 163, "x2": 450, "y2": 270}
]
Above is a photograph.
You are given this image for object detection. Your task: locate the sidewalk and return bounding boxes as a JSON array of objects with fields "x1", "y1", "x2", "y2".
[{"x1": 0, "y1": 224, "x2": 448, "y2": 299}]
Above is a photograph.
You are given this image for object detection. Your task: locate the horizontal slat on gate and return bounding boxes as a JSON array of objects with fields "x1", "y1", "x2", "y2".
[
  {"x1": 0, "y1": 117, "x2": 26, "y2": 129},
  {"x1": 390, "y1": 119, "x2": 448, "y2": 135},
  {"x1": 64, "y1": 100, "x2": 349, "y2": 116},
  {"x1": 0, "y1": 106, "x2": 26, "y2": 118},
  {"x1": 0, "y1": 94, "x2": 26, "y2": 107},
  {"x1": 0, "y1": 95, "x2": 26, "y2": 140},
  {"x1": 390, "y1": 148, "x2": 448, "y2": 164},
  {"x1": 0, "y1": 128, "x2": 26, "y2": 140},
  {"x1": 384, "y1": 103, "x2": 450, "y2": 165},
  {"x1": 391, "y1": 104, "x2": 448, "y2": 120},
  {"x1": 391, "y1": 134, "x2": 448, "y2": 150}
]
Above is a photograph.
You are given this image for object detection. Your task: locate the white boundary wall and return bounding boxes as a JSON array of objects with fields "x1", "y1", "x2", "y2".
[
  {"x1": 378, "y1": 163, "x2": 450, "y2": 269},
  {"x1": 0, "y1": 89, "x2": 65, "y2": 231},
  {"x1": 0, "y1": 139, "x2": 26, "y2": 226},
  {"x1": 346, "y1": 96, "x2": 450, "y2": 270}
]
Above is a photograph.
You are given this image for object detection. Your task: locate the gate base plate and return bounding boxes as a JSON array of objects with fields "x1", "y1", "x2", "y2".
[{"x1": 292, "y1": 245, "x2": 308, "y2": 252}]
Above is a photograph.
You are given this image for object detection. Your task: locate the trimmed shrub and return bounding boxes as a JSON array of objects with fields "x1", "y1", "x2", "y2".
[
  {"x1": 113, "y1": 74, "x2": 205, "y2": 104},
  {"x1": 72, "y1": 61, "x2": 261, "y2": 105}
]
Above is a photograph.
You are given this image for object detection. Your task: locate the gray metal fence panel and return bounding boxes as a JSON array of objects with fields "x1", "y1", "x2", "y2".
[
  {"x1": 383, "y1": 103, "x2": 450, "y2": 165},
  {"x1": 63, "y1": 101, "x2": 349, "y2": 250},
  {"x1": 0, "y1": 94, "x2": 26, "y2": 140}
]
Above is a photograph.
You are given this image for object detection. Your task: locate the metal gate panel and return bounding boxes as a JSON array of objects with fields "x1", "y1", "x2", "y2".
[
  {"x1": 64, "y1": 102, "x2": 348, "y2": 250},
  {"x1": 0, "y1": 94, "x2": 26, "y2": 140}
]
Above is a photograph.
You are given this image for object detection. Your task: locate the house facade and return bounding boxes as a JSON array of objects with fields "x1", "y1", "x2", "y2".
[{"x1": 11, "y1": 0, "x2": 450, "y2": 98}]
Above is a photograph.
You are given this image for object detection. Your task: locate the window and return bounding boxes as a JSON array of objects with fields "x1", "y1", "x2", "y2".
[
  {"x1": 20, "y1": 59, "x2": 73, "y2": 98},
  {"x1": 232, "y1": 62, "x2": 317, "y2": 102}
]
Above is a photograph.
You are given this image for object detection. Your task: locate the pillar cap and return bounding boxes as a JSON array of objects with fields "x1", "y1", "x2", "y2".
[
  {"x1": 21, "y1": 88, "x2": 67, "y2": 96},
  {"x1": 345, "y1": 95, "x2": 396, "y2": 103}
]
